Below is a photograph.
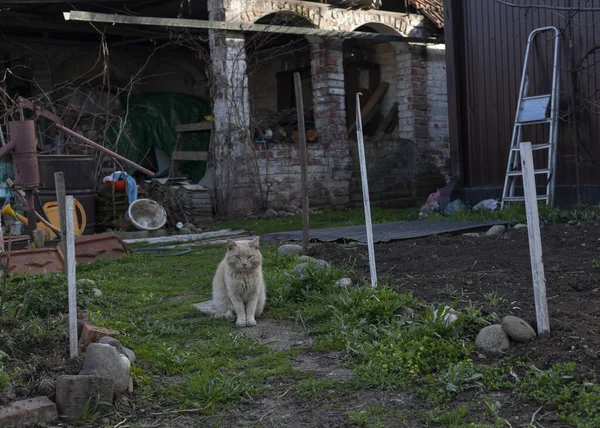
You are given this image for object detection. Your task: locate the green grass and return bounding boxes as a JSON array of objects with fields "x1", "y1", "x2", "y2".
[
  {"x1": 74, "y1": 247, "x2": 303, "y2": 411},
  {"x1": 3, "y1": 224, "x2": 600, "y2": 425},
  {"x1": 215, "y1": 203, "x2": 600, "y2": 235}
]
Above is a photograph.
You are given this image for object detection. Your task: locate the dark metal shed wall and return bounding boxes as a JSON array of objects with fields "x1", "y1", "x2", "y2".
[{"x1": 454, "y1": 0, "x2": 600, "y2": 188}]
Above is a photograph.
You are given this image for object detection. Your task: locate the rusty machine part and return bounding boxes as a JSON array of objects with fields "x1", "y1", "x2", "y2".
[{"x1": 0, "y1": 97, "x2": 157, "y2": 240}]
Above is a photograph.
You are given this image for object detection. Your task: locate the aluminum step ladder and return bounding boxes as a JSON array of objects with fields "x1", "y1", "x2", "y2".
[{"x1": 501, "y1": 27, "x2": 560, "y2": 209}]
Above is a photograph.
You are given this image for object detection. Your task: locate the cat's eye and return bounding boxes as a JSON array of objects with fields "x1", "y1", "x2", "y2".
[
  {"x1": 235, "y1": 256, "x2": 241, "y2": 259},
  {"x1": 248, "y1": 255, "x2": 253, "y2": 259}
]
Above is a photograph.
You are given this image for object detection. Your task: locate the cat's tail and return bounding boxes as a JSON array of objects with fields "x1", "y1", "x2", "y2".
[{"x1": 213, "y1": 311, "x2": 235, "y2": 321}]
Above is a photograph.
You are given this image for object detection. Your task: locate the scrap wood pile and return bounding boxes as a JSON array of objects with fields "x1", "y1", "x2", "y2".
[
  {"x1": 141, "y1": 179, "x2": 213, "y2": 230},
  {"x1": 255, "y1": 108, "x2": 318, "y2": 144}
]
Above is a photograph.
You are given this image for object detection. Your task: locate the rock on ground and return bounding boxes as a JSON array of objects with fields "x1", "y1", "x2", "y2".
[
  {"x1": 513, "y1": 223, "x2": 527, "y2": 230},
  {"x1": 277, "y1": 244, "x2": 302, "y2": 256},
  {"x1": 501, "y1": 315, "x2": 536, "y2": 343},
  {"x1": 486, "y1": 225, "x2": 506, "y2": 236},
  {"x1": 476, "y1": 325, "x2": 510, "y2": 354},
  {"x1": 98, "y1": 336, "x2": 136, "y2": 364},
  {"x1": 79, "y1": 344, "x2": 131, "y2": 394},
  {"x1": 55, "y1": 375, "x2": 114, "y2": 419},
  {"x1": 334, "y1": 278, "x2": 352, "y2": 289},
  {"x1": 293, "y1": 259, "x2": 331, "y2": 277},
  {"x1": 463, "y1": 233, "x2": 481, "y2": 238},
  {"x1": 0, "y1": 397, "x2": 58, "y2": 427},
  {"x1": 77, "y1": 279, "x2": 97, "y2": 287}
]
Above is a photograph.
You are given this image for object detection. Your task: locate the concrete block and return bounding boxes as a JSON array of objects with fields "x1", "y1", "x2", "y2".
[
  {"x1": 55, "y1": 375, "x2": 114, "y2": 419},
  {"x1": 0, "y1": 397, "x2": 58, "y2": 427}
]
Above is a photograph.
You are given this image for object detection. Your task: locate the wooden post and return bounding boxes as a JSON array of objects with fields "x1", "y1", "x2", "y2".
[
  {"x1": 356, "y1": 93, "x2": 377, "y2": 288},
  {"x1": 65, "y1": 195, "x2": 78, "y2": 358},
  {"x1": 520, "y1": 142, "x2": 550, "y2": 334},
  {"x1": 294, "y1": 72, "x2": 309, "y2": 255},
  {"x1": 54, "y1": 172, "x2": 67, "y2": 241}
]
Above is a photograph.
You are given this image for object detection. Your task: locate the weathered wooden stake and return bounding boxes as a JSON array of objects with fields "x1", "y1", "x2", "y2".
[
  {"x1": 65, "y1": 195, "x2": 78, "y2": 358},
  {"x1": 520, "y1": 142, "x2": 550, "y2": 334},
  {"x1": 356, "y1": 93, "x2": 377, "y2": 288},
  {"x1": 294, "y1": 72, "x2": 309, "y2": 255}
]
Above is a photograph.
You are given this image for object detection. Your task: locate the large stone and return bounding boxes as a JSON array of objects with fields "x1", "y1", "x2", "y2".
[
  {"x1": 79, "y1": 323, "x2": 120, "y2": 347},
  {"x1": 77, "y1": 279, "x2": 97, "y2": 288},
  {"x1": 334, "y1": 278, "x2": 352, "y2": 289},
  {"x1": 501, "y1": 316, "x2": 536, "y2": 343},
  {"x1": 80, "y1": 344, "x2": 131, "y2": 394},
  {"x1": 265, "y1": 209, "x2": 278, "y2": 218},
  {"x1": 486, "y1": 225, "x2": 506, "y2": 236},
  {"x1": 277, "y1": 244, "x2": 302, "y2": 256},
  {"x1": 55, "y1": 375, "x2": 114, "y2": 419},
  {"x1": 513, "y1": 223, "x2": 528, "y2": 230},
  {"x1": 293, "y1": 259, "x2": 331, "y2": 277},
  {"x1": 98, "y1": 336, "x2": 136, "y2": 364},
  {"x1": 475, "y1": 325, "x2": 510, "y2": 354},
  {"x1": 0, "y1": 397, "x2": 58, "y2": 427}
]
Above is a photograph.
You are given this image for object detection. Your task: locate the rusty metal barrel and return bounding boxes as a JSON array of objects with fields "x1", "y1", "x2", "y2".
[
  {"x1": 37, "y1": 155, "x2": 96, "y2": 235},
  {"x1": 9, "y1": 121, "x2": 40, "y2": 189}
]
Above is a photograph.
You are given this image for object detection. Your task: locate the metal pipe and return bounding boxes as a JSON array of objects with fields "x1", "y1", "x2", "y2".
[
  {"x1": 55, "y1": 123, "x2": 155, "y2": 177},
  {"x1": 0, "y1": 139, "x2": 16, "y2": 161}
]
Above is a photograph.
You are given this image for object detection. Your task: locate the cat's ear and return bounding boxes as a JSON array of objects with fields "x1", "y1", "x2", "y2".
[
  {"x1": 249, "y1": 237, "x2": 260, "y2": 248},
  {"x1": 227, "y1": 239, "x2": 237, "y2": 250}
]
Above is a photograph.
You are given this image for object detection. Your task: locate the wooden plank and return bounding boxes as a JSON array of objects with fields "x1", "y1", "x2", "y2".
[
  {"x1": 520, "y1": 142, "x2": 550, "y2": 334},
  {"x1": 65, "y1": 195, "x2": 78, "y2": 359},
  {"x1": 375, "y1": 102, "x2": 399, "y2": 138},
  {"x1": 64, "y1": 11, "x2": 444, "y2": 44},
  {"x1": 54, "y1": 172, "x2": 68, "y2": 253},
  {"x1": 175, "y1": 122, "x2": 212, "y2": 133},
  {"x1": 294, "y1": 72, "x2": 310, "y2": 256},
  {"x1": 347, "y1": 82, "x2": 389, "y2": 134},
  {"x1": 172, "y1": 151, "x2": 208, "y2": 161}
]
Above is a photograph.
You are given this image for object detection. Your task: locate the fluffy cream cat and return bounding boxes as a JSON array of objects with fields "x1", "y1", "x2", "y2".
[{"x1": 212, "y1": 237, "x2": 266, "y2": 327}]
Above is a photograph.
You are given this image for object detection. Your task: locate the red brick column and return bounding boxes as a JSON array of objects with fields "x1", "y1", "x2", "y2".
[{"x1": 310, "y1": 38, "x2": 351, "y2": 206}]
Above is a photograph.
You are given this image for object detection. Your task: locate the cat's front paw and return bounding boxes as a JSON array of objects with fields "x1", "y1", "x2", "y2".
[
  {"x1": 235, "y1": 319, "x2": 247, "y2": 328},
  {"x1": 245, "y1": 318, "x2": 257, "y2": 327}
]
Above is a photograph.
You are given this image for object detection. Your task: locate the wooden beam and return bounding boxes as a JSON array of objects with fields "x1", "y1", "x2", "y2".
[
  {"x1": 172, "y1": 151, "x2": 208, "y2": 161},
  {"x1": 443, "y1": 0, "x2": 465, "y2": 182},
  {"x1": 64, "y1": 11, "x2": 444, "y2": 44},
  {"x1": 520, "y1": 142, "x2": 550, "y2": 335},
  {"x1": 175, "y1": 122, "x2": 212, "y2": 133}
]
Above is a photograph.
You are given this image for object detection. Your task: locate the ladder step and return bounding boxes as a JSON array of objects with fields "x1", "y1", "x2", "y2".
[
  {"x1": 506, "y1": 168, "x2": 550, "y2": 177},
  {"x1": 510, "y1": 144, "x2": 551, "y2": 151},
  {"x1": 522, "y1": 94, "x2": 552, "y2": 101},
  {"x1": 503, "y1": 195, "x2": 547, "y2": 202},
  {"x1": 515, "y1": 119, "x2": 553, "y2": 125}
]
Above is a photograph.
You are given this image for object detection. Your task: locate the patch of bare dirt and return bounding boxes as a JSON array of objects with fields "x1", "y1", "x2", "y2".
[{"x1": 309, "y1": 222, "x2": 600, "y2": 378}]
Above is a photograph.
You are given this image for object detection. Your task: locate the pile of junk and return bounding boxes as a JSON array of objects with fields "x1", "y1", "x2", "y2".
[{"x1": 0, "y1": 96, "x2": 213, "y2": 274}]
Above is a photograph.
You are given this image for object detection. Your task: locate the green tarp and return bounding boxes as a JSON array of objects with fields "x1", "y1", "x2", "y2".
[{"x1": 104, "y1": 92, "x2": 211, "y2": 182}]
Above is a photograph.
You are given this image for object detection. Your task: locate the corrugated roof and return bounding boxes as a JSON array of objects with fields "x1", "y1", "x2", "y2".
[{"x1": 410, "y1": 0, "x2": 444, "y2": 28}]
